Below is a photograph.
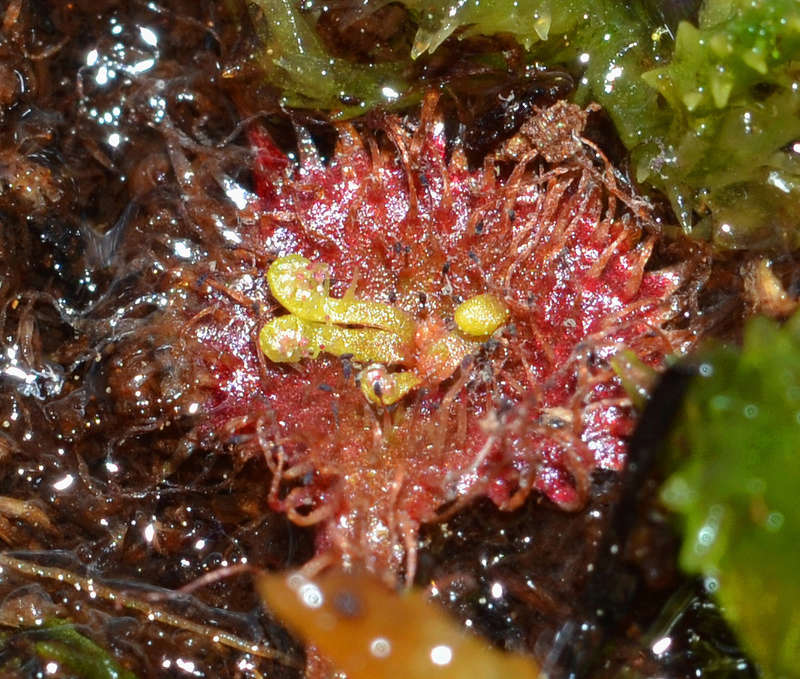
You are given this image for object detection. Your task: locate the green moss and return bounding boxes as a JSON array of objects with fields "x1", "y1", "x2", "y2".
[
  {"x1": 637, "y1": 0, "x2": 800, "y2": 247},
  {"x1": 648, "y1": 0, "x2": 800, "y2": 114},
  {"x1": 401, "y1": 0, "x2": 590, "y2": 57},
  {"x1": 0, "y1": 619, "x2": 138, "y2": 679},
  {"x1": 661, "y1": 313, "x2": 800, "y2": 679},
  {"x1": 249, "y1": 0, "x2": 413, "y2": 116}
]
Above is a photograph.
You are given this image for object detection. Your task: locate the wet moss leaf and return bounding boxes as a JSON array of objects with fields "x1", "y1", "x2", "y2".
[
  {"x1": 248, "y1": 0, "x2": 412, "y2": 116},
  {"x1": 637, "y1": 0, "x2": 800, "y2": 248},
  {"x1": 662, "y1": 313, "x2": 800, "y2": 679},
  {"x1": 33, "y1": 620, "x2": 137, "y2": 679}
]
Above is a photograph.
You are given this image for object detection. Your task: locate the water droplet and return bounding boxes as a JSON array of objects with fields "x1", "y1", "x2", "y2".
[
  {"x1": 370, "y1": 637, "x2": 391, "y2": 658},
  {"x1": 430, "y1": 645, "x2": 453, "y2": 666}
]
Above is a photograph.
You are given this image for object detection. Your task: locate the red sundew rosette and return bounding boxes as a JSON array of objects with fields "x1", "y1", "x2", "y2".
[{"x1": 188, "y1": 92, "x2": 695, "y2": 578}]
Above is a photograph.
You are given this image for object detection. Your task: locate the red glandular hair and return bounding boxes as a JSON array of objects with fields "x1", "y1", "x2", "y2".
[{"x1": 187, "y1": 93, "x2": 694, "y2": 579}]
